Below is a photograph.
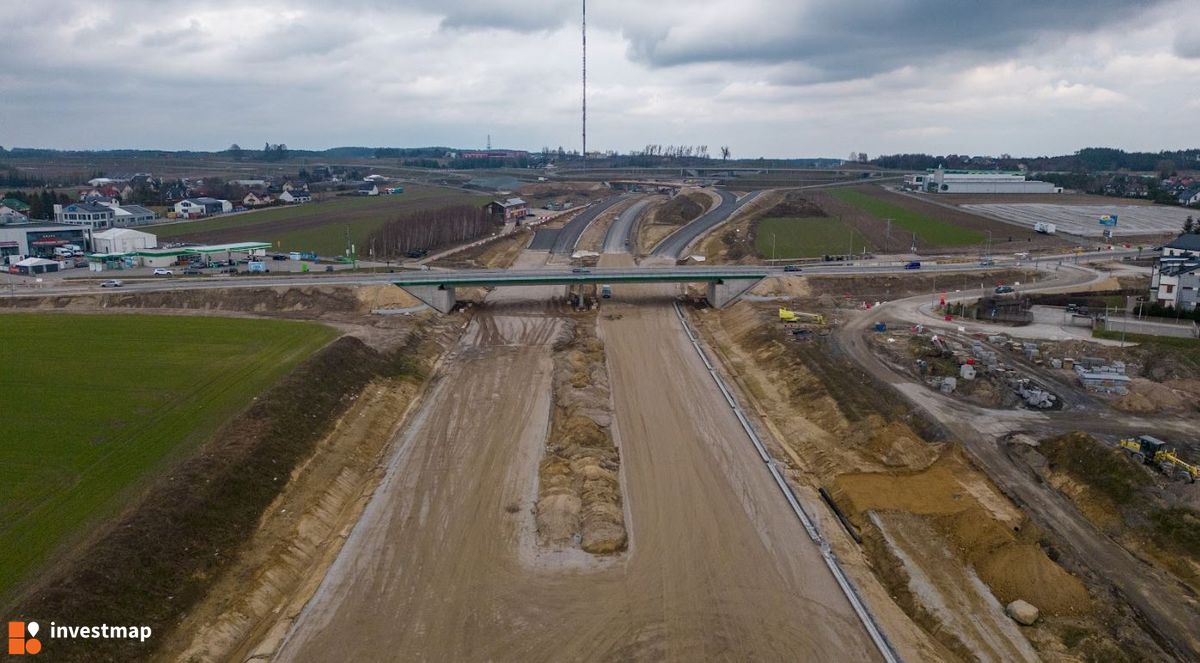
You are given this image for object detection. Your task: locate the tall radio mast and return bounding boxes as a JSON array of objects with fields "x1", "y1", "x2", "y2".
[{"x1": 581, "y1": 0, "x2": 587, "y2": 163}]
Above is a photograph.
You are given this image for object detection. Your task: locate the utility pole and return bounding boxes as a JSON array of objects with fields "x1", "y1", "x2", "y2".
[
  {"x1": 581, "y1": 0, "x2": 587, "y2": 164},
  {"x1": 771, "y1": 232, "x2": 776, "y2": 262},
  {"x1": 885, "y1": 218, "x2": 891, "y2": 253}
]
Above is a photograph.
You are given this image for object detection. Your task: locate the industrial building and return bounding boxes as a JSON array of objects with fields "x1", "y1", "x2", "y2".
[
  {"x1": 0, "y1": 221, "x2": 87, "y2": 262},
  {"x1": 92, "y1": 227, "x2": 158, "y2": 254},
  {"x1": 904, "y1": 167, "x2": 1062, "y2": 194},
  {"x1": 87, "y1": 241, "x2": 271, "y2": 271}
]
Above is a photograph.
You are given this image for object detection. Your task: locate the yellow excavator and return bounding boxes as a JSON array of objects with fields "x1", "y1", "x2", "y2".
[
  {"x1": 779, "y1": 307, "x2": 825, "y2": 325},
  {"x1": 1119, "y1": 435, "x2": 1199, "y2": 484}
]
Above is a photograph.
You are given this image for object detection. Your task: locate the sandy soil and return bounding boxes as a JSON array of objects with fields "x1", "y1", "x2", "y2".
[{"x1": 270, "y1": 253, "x2": 880, "y2": 661}]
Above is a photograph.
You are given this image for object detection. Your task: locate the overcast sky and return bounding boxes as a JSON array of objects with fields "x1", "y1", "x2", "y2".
[{"x1": 2, "y1": 0, "x2": 1199, "y2": 157}]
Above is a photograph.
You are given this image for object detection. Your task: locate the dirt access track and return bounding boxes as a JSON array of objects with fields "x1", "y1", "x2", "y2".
[{"x1": 270, "y1": 253, "x2": 881, "y2": 661}]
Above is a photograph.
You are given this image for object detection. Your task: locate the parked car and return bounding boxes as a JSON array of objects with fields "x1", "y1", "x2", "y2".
[
  {"x1": 183, "y1": 267, "x2": 204, "y2": 275},
  {"x1": 100, "y1": 279, "x2": 123, "y2": 288},
  {"x1": 152, "y1": 268, "x2": 173, "y2": 276},
  {"x1": 904, "y1": 261, "x2": 922, "y2": 270},
  {"x1": 271, "y1": 254, "x2": 289, "y2": 261},
  {"x1": 783, "y1": 265, "x2": 802, "y2": 272},
  {"x1": 994, "y1": 285, "x2": 1015, "y2": 294},
  {"x1": 324, "y1": 265, "x2": 334, "y2": 272},
  {"x1": 224, "y1": 267, "x2": 238, "y2": 274},
  {"x1": 406, "y1": 248, "x2": 428, "y2": 259},
  {"x1": 571, "y1": 267, "x2": 590, "y2": 274}
]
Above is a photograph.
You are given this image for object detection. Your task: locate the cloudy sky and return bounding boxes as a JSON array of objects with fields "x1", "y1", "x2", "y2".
[{"x1": 2, "y1": 0, "x2": 1199, "y2": 157}]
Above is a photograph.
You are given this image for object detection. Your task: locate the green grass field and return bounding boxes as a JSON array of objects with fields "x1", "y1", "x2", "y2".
[
  {"x1": 829, "y1": 188, "x2": 984, "y2": 246},
  {"x1": 754, "y1": 217, "x2": 872, "y2": 258},
  {"x1": 152, "y1": 184, "x2": 488, "y2": 256},
  {"x1": 0, "y1": 314, "x2": 337, "y2": 596}
]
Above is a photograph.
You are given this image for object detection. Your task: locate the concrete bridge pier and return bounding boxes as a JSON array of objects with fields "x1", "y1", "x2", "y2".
[
  {"x1": 707, "y1": 278, "x2": 762, "y2": 309},
  {"x1": 401, "y1": 284, "x2": 457, "y2": 313}
]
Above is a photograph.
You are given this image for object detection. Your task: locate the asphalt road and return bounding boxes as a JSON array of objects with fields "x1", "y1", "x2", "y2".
[
  {"x1": 550, "y1": 195, "x2": 629, "y2": 255},
  {"x1": 651, "y1": 190, "x2": 762, "y2": 258},
  {"x1": 602, "y1": 198, "x2": 652, "y2": 253},
  {"x1": 3, "y1": 249, "x2": 1142, "y2": 299}
]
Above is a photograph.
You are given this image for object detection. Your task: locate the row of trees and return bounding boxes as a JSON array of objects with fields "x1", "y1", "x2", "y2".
[
  {"x1": 365, "y1": 205, "x2": 498, "y2": 257},
  {"x1": 226, "y1": 143, "x2": 289, "y2": 162},
  {"x1": 3, "y1": 190, "x2": 72, "y2": 219},
  {"x1": 873, "y1": 148, "x2": 1200, "y2": 175},
  {"x1": 633, "y1": 144, "x2": 711, "y2": 159}
]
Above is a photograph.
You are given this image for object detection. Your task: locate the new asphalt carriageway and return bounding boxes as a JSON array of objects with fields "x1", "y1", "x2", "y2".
[{"x1": 392, "y1": 266, "x2": 769, "y2": 312}]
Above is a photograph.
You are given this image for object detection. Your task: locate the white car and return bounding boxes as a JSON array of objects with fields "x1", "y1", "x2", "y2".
[
  {"x1": 152, "y1": 268, "x2": 174, "y2": 276},
  {"x1": 100, "y1": 279, "x2": 123, "y2": 288}
]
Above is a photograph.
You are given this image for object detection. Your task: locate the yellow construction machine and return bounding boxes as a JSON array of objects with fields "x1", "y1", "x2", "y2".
[
  {"x1": 1119, "y1": 435, "x2": 1200, "y2": 484},
  {"x1": 779, "y1": 307, "x2": 825, "y2": 325}
]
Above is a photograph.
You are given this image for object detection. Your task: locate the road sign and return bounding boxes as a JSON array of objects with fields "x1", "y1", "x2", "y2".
[{"x1": 1099, "y1": 214, "x2": 1118, "y2": 227}]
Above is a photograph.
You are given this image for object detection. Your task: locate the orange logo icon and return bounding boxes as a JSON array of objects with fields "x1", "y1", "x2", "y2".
[{"x1": 7, "y1": 621, "x2": 41, "y2": 655}]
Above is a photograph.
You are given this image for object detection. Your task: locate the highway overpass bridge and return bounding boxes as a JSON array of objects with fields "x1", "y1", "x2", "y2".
[{"x1": 393, "y1": 266, "x2": 769, "y2": 312}]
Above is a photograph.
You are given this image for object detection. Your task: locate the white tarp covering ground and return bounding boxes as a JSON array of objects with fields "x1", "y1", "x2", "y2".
[{"x1": 962, "y1": 204, "x2": 1192, "y2": 237}]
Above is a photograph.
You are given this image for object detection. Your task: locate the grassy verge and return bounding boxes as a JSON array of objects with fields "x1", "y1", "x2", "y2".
[
  {"x1": 1092, "y1": 330, "x2": 1200, "y2": 372},
  {"x1": 6, "y1": 328, "x2": 426, "y2": 661},
  {"x1": 754, "y1": 216, "x2": 872, "y2": 258},
  {"x1": 0, "y1": 314, "x2": 337, "y2": 598},
  {"x1": 1039, "y1": 433, "x2": 1151, "y2": 506},
  {"x1": 152, "y1": 185, "x2": 487, "y2": 256},
  {"x1": 829, "y1": 188, "x2": 984, "y2": 246}
]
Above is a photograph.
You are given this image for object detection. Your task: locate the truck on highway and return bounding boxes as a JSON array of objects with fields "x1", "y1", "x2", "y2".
[{"x1": 1034, "y1": 222, "x2": 1057, "y2": 234}]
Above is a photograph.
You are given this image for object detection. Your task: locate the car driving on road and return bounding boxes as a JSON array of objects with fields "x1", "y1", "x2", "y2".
[
  {"x1": 995, "y1": 285, "x2": 1015, "y2": 294},
  {"x1": 152, "y1": 268, "x2": 173, "y2": 276},
  {"x1": 100, "y1": 279, "x2": 123, "y2": 288}
]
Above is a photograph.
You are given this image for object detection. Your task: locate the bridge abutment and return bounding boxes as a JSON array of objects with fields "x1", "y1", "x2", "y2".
[
  {"x1": 707, "y1": 278, "x2": 762, "y2": 308},
  {"x1": 401, "y1": 284, "x2": 457, "y2": 313}
]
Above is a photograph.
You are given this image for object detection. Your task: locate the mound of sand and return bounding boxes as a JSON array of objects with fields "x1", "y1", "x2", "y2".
[
  {"x1": 835, "y1": 449, "x2": 1092, "y2": 617},
  {"x1": 354, "y1": 284, "x2": 420, "y2": 310},
  {"x1": 1113, "y1": 378, "x2": 1186, "y2": 413},
  {"x1": 750, "y1": 276, "x2": 811, "y2": 298}
]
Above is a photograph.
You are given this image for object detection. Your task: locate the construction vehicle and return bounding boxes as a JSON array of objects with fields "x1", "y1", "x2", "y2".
[
  {"x1": 779, "y1": 307, "x2": 825, "y2": 325},
  {"x1": 1119, "y1": 435, "x2": 1200, "y2": 483}
]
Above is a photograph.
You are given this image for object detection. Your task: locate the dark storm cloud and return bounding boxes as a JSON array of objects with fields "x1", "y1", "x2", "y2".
[{"x1": 624, "y1": 0, "x2": 1174, "y2": 81}]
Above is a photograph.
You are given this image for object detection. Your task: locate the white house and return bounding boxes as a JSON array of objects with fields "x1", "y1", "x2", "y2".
[
  {"x1": 278, "y1": 190, "x2": 312, "y2": 204},
  {"x1": 1178, "y1": 188, "x2": 1200, "y2": 207},
  {"x1": 92, "y1": 227, "x2": 158, "y2": 254},
  {"x1": 357, "y1": 182, "x2": 379, "y2": 196},
  {"x1": 1150, "y1": 233, "x2": 1200, "y2": 310},
  {"x1": 243, "y1": 192, "x2": 274, "y2": 207},
  {"x1": 174, "y1": 197, "x2": 232, "y2": 218}
]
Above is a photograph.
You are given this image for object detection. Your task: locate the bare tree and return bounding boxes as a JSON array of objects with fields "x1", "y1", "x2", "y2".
[
  {"x1": 720, "y1": 146, "x2": 731, "y2": 161},
  {"x1": 367, "y1": 205, "x2": 500, "y2": 257}
]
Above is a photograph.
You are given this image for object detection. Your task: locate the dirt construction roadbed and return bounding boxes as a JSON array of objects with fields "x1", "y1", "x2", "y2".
[{"x1": 272, "y1": 277, "x2": 880, "y2": 660}]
